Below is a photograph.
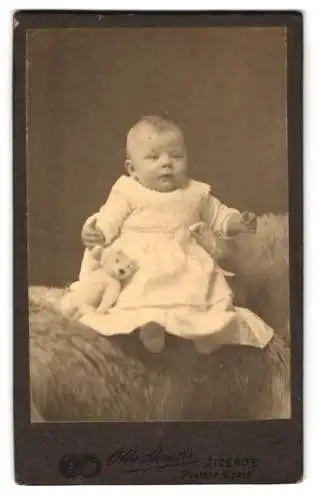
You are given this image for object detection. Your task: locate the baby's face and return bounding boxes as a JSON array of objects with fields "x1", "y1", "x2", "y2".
[{"x1": 126, "y1": 126, "x2": 187, "y2": 192}]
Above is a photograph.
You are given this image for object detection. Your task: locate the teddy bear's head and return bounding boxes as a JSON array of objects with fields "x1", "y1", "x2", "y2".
[{"x1": 92, "y1": 246, "x2": 137, "y2": 281}]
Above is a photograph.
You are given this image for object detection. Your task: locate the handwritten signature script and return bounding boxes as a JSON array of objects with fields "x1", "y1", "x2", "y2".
[{"x1": 104, "y1": 445, "x2": 199, "y2": 473}]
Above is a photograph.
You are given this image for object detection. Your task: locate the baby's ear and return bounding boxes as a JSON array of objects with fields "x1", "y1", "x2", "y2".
[{"x1": 125, "y1": 159, "x2": 135, "y2": 177}]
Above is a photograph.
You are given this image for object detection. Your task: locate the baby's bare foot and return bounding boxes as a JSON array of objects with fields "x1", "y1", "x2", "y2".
[{"x1": 139, "y1": 322, "x2": 166, "y2": 353}]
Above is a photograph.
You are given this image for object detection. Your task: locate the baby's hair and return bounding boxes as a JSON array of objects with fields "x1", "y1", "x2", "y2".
[
  {"x1": 132, "y1": 115, "x2": 181, "y2": 132},
  {"x1": 126, "y1": 115, "x2": 184, "y2": 159}
]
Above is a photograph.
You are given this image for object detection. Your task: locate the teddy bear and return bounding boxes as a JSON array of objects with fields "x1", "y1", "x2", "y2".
[{"x1": 60, "y1": 246, "x2": 137, "y2": 319}]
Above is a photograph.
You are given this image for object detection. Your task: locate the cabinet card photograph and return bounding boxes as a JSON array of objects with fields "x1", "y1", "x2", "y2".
[{"x1": 14, "y1": 11, "x2": 302, "y2": 485}]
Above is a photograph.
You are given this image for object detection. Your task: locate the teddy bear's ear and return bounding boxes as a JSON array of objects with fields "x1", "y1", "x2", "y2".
[{"x1": 91, "y1": 245, "x2": 103, "y2": 261}]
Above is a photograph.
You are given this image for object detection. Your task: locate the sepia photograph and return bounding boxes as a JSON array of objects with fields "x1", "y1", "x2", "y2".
[
  {"x1": 26, "y1": 23, "x2": 291, "y2": 423},
  {"x1": 13, "y1": 11, "x2": 303, "y2": 486}
]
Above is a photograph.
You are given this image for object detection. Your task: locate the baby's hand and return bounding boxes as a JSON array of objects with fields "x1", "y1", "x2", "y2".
[
  {"x1": 239, "y1": 211, "x2": 257, "y2": 233},
  {"x1": 81, "y1": 214, "x2": 105, "y2": 249},
  {"x1": 227, "y1": 211, "x2": 257, "y2": 236}
]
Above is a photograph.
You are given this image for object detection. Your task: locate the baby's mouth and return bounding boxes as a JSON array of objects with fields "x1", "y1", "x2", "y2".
[{"x1": 159, "y1": 173, "x2": 174, "y2": 181}]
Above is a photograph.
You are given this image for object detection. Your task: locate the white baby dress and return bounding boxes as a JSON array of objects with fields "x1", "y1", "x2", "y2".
[{"x1": 79, "y1": 176, "x2": 274, "y2": 348}]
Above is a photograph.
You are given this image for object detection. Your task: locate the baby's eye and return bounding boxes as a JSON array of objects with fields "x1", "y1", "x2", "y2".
[
  {"x1": 172, "y1": 153, "x2": 184, "y2": 159},
  {"x1": 145, "y1": 154, "x2": 159, "y2": 160},
  {"x1": 115, "y1": 258, "x2": 120, "y2": 263}
]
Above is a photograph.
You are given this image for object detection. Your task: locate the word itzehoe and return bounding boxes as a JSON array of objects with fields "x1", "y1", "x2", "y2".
[{"x1": 205, "y1": 456, "x2": 259, "y2": 468}]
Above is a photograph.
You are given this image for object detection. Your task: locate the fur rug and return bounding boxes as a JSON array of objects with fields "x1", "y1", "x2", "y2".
[{"x1": 29, "y1": 214, "x2": 290, "y2": 421}]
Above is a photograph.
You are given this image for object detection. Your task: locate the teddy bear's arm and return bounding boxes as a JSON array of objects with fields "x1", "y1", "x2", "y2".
[{"x1": 96, "y1": 279, "x2": 122, "y2": 314}]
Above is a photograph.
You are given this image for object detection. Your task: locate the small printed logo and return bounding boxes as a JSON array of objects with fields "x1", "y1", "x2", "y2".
[{"x1": 59, "y1": 454, "x2": 102, "y2": 479}]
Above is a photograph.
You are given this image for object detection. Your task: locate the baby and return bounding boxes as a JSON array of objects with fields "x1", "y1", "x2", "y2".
[{"x1": 77, "y1": 115, "x2": 274, "y2": 353}]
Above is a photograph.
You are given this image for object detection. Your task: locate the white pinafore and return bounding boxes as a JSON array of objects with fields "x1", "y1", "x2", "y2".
[{"x1": 80, "y1": 176, "x2": 274, "y2": 348}]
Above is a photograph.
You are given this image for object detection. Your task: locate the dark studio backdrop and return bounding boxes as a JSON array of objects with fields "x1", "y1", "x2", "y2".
[{"x1": 26, "y1": 27, "x2": 288, "y2": 287}]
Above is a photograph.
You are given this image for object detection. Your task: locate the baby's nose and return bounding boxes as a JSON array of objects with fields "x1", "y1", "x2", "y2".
[{"x1": 159, "y1": 153, "x2": 173, "y2": 167}]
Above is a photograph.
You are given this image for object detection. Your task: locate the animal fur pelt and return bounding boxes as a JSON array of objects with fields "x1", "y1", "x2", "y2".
[{"x1": 29, "y1": 214, "x2": 290, "y2": 421}]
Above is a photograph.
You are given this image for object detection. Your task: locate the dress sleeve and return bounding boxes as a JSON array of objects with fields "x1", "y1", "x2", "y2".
[
  {"x1": 200, "y1": 191, "x2": 240, "y2": 238},
  {"x1": 96, "y1": 185, "x2": 132, "y2": 244}
]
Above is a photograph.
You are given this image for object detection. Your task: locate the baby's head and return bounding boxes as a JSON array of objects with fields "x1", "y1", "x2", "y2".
[{"x1": 125, "y1": 115, "x2": 187, "y2": 192}]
